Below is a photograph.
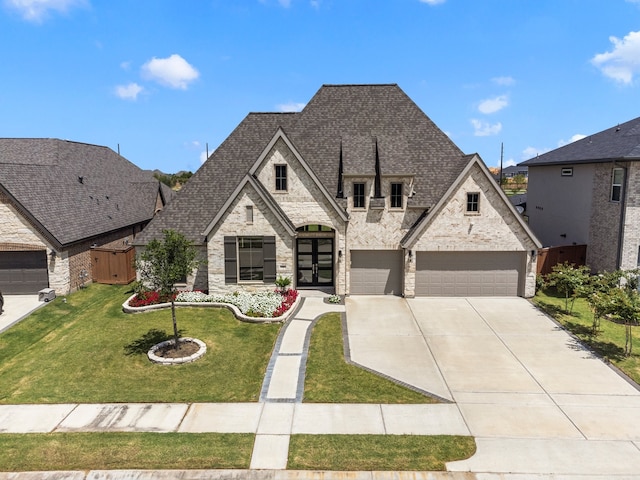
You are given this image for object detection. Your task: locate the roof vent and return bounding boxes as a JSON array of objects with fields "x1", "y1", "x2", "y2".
[{"x1": 78, "y1": 176, "x2": 84, "y2": 184}]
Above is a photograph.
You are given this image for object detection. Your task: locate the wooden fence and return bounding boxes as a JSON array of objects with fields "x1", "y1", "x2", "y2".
[
  {"x1": 92, "y1": 246, "x2": 136, "y2": 285},
  {"x1": 536, "y1": 244, "x2": 587, "y2": 276}
]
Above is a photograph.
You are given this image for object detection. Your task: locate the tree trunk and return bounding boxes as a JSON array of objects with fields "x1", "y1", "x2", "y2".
[{"x1": 171, "y1": 299, "x2": 179, "y2": 349}]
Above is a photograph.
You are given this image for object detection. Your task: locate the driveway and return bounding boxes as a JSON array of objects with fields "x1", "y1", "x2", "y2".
[
  {"x1": 0, "y1": 294, "x2": 43, "y2": 334},
  {"x1": 345, "y1": 296, "x2": 640, "y2": 477}
]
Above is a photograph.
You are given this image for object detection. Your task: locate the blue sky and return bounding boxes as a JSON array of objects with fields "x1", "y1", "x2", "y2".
[{"x1": 2, "y1": 0, "x2": 640, "y2": 173}]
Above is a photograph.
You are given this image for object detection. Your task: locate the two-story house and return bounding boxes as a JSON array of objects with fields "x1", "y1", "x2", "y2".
[
  {"x1": 521, "y1": 115, "x2": 640, "y2": 273},
  {"x1": 137, "y1": 84, "x2": 540, "y2": 297}
]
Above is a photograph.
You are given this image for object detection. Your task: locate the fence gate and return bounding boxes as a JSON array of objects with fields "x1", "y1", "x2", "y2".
[{"x1": 92, "y1": 246, "x2": 136, "y2": 284}]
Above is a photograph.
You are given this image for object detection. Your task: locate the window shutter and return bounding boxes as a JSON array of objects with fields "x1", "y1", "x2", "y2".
[
  {"x1": 224, "y1": 236, "x2": 237, "y2": 284},
  {"x1": 263, "y1": 236, "x2": 276, "y2": 283}
]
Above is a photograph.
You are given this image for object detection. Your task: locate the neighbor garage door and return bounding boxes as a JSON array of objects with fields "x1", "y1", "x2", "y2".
[
  {"x1": 415, "y1": 251, "x2": 523, "y2": 296},
  {"x1": 0, "y1": 251, "x2": 48, "y2": 294},
  {"x1": 350, "y1": 250, "x2": 402, "y2": 295}
]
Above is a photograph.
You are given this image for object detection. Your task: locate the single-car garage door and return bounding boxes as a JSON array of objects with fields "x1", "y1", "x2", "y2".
[
  {"x1": 416, "y1": 251, "x2": 523, "y2": 296},
  {"x1": 350, "y1": 250, "x2": 402, "y2": 295},
  {"x1": 0, "y1": 251, "x2": 49, "y2": 294}
]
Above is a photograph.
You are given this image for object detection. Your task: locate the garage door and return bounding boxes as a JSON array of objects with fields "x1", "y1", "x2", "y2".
[
  {"x1": 416, "y1": 251, "x2": 523, "y2": 296},
  {"x1": 350, "y1": 250, "x2": 402, "y2": 295},
  {"x1": 0, "y1": 251, "x2": 49, "y2": 294}
]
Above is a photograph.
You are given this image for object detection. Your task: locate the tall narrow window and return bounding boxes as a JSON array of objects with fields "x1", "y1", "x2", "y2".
[
  {"x1": 245, "y1": 205, "x2": 253, "y2": 224},
  {"x1": 353, "y1": 183, "x2": 365, "y2": 209},
  {"x1": 275, "y1": 165, "x2": 287, "y2": 191},
  {"x1": 390, "y1": 183, "x2": 403, "y2": 209},
  {"x1": 238, "y1": 236, "x2": 264, "y2": 281},
  {"x1": 466, "y1": 192, "x2": 480, "y2": 213},
  {"x1": 611, "y1": 167, "x2": 624, "y2": 202}
]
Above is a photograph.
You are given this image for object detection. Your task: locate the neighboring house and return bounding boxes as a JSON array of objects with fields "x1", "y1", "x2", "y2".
[
  {"x1": 137, "y1": 84, "x2": 540, "y2": 297},
  {"x1": 521, "y1": 115, "x2": 640, "y2": 274},
  {"x1": 501, "y1": 165, "x2": 528, "y2": 179},
  {"x1": 0, "y1": 139, "x2": 174, "y2": 295}
]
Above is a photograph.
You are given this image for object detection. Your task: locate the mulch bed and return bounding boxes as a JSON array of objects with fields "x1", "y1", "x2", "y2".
[{"x1": 155, "y1": 340, "x2": 200, "y2": 358}]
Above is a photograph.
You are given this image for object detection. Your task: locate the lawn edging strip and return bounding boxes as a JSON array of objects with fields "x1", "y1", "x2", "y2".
[{"x1": 122, "y1": 293, "x2": 300, "y2": 324}]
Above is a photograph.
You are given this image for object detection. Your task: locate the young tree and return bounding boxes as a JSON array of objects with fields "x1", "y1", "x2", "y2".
[
  {"x1": 545, "y1": 262, "x2": 590, "y2": 314},
  {"x1": 135, "y1": 229, "x2": 199, "y2": 349}
]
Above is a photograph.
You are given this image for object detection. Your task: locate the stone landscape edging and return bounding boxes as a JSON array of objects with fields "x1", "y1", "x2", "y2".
[
  {"x1": 147, "y1": 337, "x2": 207, "y2": 365},
  {"x1": 122, "y1": 293, "x2": 300, "y2": 324}
]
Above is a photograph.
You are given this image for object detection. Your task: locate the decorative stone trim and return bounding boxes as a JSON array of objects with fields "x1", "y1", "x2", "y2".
[
  {"x1": 122, "y1": 294, "x2": 301, "y2": 324},
  {"x1": 147, "y1": 337, "x2": 206, "y2": 365}
]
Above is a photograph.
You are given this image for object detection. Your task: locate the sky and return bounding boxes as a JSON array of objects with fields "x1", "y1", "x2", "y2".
[{"x1": 1, "y1": 0, "x2": 640, "y2": 174}]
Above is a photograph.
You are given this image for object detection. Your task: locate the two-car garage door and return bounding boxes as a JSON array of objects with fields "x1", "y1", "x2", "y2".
[
  {"x1": 350, "y1": 249, "x2": 524, "y2": 296},
  {"x1": 415, "y1": 251, "x2": 523, "y2": 296}
]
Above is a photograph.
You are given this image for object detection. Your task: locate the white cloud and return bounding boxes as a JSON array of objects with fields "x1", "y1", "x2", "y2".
[
  {"x1": 277, "y1": 102, "x2": 306, "y2": 112},
  {"x1": 478, "y1": 94, "x2": 509, "y2": 114},
  {"x1": 591, "y1": 31, "x2": 640, "y2": 84},
  {"x1": 115, "y1": 83, "x2": 143, "y2": 101},
  {"x1": 503, "y1": 159, "x2": 517, "y2": 167},
  {"x1": 558, "y1": 134, "x2": 587, "y2": 147},
  {"x1": 200, "y1": 150, "x2": 208, "y2": 164},
  {"x1": 626, "y1": 0, "x2": 640, "y2": 5},
  {"x1": 492, "y1": 76, "x2": 515, "y2": 86},
  {"x1": 522, "y1": 146, "x2": 549, "y2": 160},
  {"x1": 278, "y1": 0, "x2": 291, "y2": 6},
  {"x1": 4, "y1": 0, "x2": 86, "y2": 22},
  {"x1": 471, "y1": 119, "x2": 502, "y2": 136},
  {"x1": 141, "y1": 54, "x2": 199, "y2": 90},
  {"x1": 120, "y1": 61, "x2": 132, "y2": 71},
  {"x1": 419, "y1": 0, "x2": 446, "y2": 4}
]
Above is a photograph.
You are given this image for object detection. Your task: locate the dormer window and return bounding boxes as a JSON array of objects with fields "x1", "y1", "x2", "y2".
[
  {"x1": 391, "y1": 183, "x2": 403, "y2": 209},
  {"x1": 275, "y1": 165, "x2": 287, "y2": 191},
  {"x1": 353, "y1": 183, "x2": 365, "y2": 209}
]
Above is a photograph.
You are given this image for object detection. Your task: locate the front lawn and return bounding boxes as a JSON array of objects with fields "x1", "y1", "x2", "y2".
[
  {"x1": 0, "y1": 284, "x2": 281, "y2": 403},
  {"x1": 534, "y1": 289, "x2": 640, "y2": 385}
]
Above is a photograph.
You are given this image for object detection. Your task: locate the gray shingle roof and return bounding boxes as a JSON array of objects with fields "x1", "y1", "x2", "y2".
[
  {"x1": 0, "y1": 138, "x2": 171, "y2": 247},
  {"x1": 520, "y1": 116, "x2": 640, "y2": 166},
  {"x1": 137, "y1": 84, "x2": 469, "y2": 245}
]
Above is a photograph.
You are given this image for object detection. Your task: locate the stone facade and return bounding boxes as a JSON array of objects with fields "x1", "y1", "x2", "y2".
[
  {"x1": 407, "y1": 163, "x2": 538, "y2": 297},
  {"x1": 619, "y1": 162, "x2": 640, "y2": 271},
  {"x1": 202, "y1": 138, "x2": 538, "y2": 297}
]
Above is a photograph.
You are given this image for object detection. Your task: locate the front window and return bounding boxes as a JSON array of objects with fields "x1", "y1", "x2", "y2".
[
  {"x1": 611, "y1": 167, "x2": 624, "y2": 202},
  {"x1": 353, "y1": 183, "x2": 365, "y2": 209},
  {"x1": 275, "y1": 165, "x2": 287, "y2": 191},
  {"x1": 238, "y1": 236, "x2": 263, "y2": 281},
  {"x1": 391, "y1": 183, "x2": 403, "y2": 209},
  {"x1": 466, "y1": 192, "x2": 480, "y2": 213}
]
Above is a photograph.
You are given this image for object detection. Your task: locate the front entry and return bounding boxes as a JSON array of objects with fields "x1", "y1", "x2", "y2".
[{"x1": 296, "y1": 238, "x2": 334, "y2": 287}]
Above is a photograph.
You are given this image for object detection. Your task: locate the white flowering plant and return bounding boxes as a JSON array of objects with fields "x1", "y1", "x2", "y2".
[{"x1": 174, "y1": 289, "x2": 298, "y2": 318}]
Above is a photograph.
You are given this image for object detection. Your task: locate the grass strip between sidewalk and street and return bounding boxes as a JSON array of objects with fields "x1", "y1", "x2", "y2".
[
  {"x1": 289, "y1": 434, "x2": 476, "y2": 471},
  {"x1": 0, "y1": 433, "x2": 254, "y2": 471},
  {"x1": 303, "y1": 312, "x2": 437, "y2": 403}
]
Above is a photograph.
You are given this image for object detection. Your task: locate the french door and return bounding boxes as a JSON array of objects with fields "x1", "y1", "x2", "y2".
[{"x1": 296, "y1": 238, "x2": 333, "y2": 287}]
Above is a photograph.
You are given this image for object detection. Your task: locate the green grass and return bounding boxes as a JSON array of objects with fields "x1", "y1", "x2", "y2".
[
  {"x1": 0, "y1": 284, "x2": 281, "y2": 403},
  {"x1": 0, "y1": 433, "x2": 253, "y2": 471},
  {"x1": 303, "y1": 313, "x2": 436, "y2": 403},
  {"x1": 534, "y1": 289, "x2": 640, "y2": 385},
  {"x1": 289, "y1": 435, "x2": 476, "y2": 471}
]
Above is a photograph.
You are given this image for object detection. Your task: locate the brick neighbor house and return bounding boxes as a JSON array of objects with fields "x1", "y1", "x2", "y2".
[
  {"x1": 0, "y1": 138, "x2": 174, "y2": 295},
  {"x1": 137, "y1": 84, "x2": 540, "y2": 297},
  {"x1": 521, "y1": 115, "x2": 640, "y2": 274}
]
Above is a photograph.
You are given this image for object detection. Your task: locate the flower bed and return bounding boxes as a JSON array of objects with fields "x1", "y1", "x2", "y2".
[{"x1": 124, "y1": 289, "x2": 300, "y2": 322}]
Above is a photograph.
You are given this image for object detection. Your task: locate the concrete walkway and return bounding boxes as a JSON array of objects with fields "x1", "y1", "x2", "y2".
[
  {"x1": 2, "y1": 294, "x2": 640, "y2": 478},
  {"x1": 0, "y1": 294, "x2": 44, "y2": 333}
]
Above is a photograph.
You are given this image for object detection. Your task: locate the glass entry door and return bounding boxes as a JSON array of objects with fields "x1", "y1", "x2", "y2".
[{"x1": 296, "y1": 238, "x2": 334, "y2": 286}]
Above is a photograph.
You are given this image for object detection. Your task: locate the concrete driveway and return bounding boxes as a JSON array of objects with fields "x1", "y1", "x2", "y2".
[
  {"x1": 0, "y1": 294, "x2": 43, "y2": 333},
  {"x1": 345, "y1": 296, "x2": 640, "y2": 477}
]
